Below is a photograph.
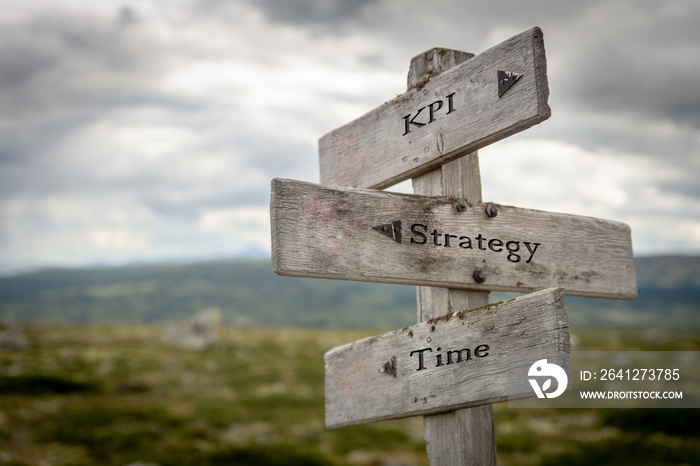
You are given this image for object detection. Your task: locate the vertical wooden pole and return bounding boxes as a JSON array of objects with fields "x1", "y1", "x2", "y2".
[{"x1": 409, "y1": 49, "x2": 498, "y2": 466}]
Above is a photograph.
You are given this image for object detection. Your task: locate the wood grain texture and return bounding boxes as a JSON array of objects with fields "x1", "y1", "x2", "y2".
[
  {"x1": 319, "y1": 27, "x2": 550, "y2": 190},
  {"x1": 324, "y1": 287, "x2": 571, "y2": 428},
  {"x1": 414, "y1": 154, "x2": 487, "y2": 323},
  {"x1": 423, "y1": 408, "x2": 496, "y2": 466},
  {"x1": 407, "y1": 48, "x2": 474, "y2": 91},
  {"x1": 270, "y1": 178, "x2": 637, "y2": 300}
]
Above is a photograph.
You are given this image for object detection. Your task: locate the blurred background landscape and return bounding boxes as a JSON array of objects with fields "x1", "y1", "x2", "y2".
[
  {"x1": 1, "y1": 255, "x2": 699, "y2": 329},
  {"x1": 1, "y1": 255, "x2": 699, "y2": 465}
]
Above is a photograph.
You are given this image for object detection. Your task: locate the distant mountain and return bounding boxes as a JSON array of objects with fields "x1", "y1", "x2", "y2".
[
  {"x1": 0, "y1": 260, "x2": 416, "y2": 328},
  {"x1": 560, "y1": 255, "x2": 700, "y2": 328},
  {"x1": 0, "y1": 256, "x2": 698, "y2": 329}
]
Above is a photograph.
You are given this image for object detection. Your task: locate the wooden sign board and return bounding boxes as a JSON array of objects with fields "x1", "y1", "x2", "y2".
[
  {"x1": 271, "y1": 178, "x2": 637, "y2": 300},
  {"x1": 319, "y1": 27, "x2": 550, "y2": 190},
  {"x1": 325, "y1": 287, "x2": 570, "y2": 428}
]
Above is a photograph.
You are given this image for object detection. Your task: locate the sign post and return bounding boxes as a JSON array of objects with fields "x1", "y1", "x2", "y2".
[
  {"x1": 270, "y1": 27, "x2": 636, "y2": 465},
  {"x1": 409, "y1": 49, "x2": 499, "y2": 464}
]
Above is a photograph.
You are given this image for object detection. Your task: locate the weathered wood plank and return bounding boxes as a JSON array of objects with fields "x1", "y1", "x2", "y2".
[
  {"x1": 319, "y1": 27, "x2": 550, "y2": 190},
  {"x1": 324, "y1": 287, "x2": 571, "y2": 428},
  {"x1": 270, "y1": 178, "x2": 637, "y2": 300},
  {"x1": 423, "y1": 408, "x2": 496, "y2": 465}
]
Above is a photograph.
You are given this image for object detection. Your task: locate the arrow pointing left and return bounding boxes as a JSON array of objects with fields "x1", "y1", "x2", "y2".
[{"x1": 373, "y1": 220, "x2": 402, "y2": 243}]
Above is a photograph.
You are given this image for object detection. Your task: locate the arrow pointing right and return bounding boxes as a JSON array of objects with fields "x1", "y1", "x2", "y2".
[{"x1": 498, "y1": 70, "x2": 522, "y2": 97}]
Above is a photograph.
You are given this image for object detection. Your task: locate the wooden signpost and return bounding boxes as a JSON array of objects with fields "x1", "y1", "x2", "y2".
[
  {"x1": 269, "y1": 27, "x2": 637, "y2": 465},
  {"x1": 319, "y1": 27, "x2": 550, "y2": 190},
  {"x1": 271, "y1": 178, "x2": 636, "y2": 299},
  {"x1": 325, "y1": 287, "x2": 570, "y2": 428}
]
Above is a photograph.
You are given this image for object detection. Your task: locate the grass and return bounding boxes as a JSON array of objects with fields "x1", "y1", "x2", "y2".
[{"x1": 0, "y1": 324, "x2": 698, "y2": 465}]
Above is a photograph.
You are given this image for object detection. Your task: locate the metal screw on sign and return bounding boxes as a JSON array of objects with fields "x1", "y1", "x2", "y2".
[
  {"x1": 473, "y1": 270, "x2": 487, "y2": 283},
  {"x1": 456, "y1": 198, "x2": 468, "y2": 212},
  {"x1": 485, "y1": 203, "x2": 498, "y2": 218}
]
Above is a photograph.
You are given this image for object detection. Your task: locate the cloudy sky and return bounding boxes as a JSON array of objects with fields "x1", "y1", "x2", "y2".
[{"x1": 1, "y1": 0, "x2": 699, "y2": 275}]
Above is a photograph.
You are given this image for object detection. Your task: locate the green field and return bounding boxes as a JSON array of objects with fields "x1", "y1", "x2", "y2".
[{"x1": 1, "y1": 324, "x2": 699, "y2": 465}]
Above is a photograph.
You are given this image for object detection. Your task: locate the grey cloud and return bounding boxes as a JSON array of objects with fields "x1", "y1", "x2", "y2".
[
  {"x1": 0, "y1": 98, "x2": 207, "y2": 202},
  {"x1": 0, "y1": 36, "x2": 56, "y2": 89},
  {"x1": 0, "y1": 7, "x2": 212, "y2": 203},
  {"x1": 552, "y1": 2, "x2": 700, "y2": 128},
  {"x1": 561, "y1": 50, "x2": 700, "y2": 129},
  {"x1": 0, "y1": 8, "x2": 170, "y2": 121},
  {"x1": 0, "y1": 116, "x2": 306, "y2": 220},
  {"x1": 136, "y1": 138, "x2": 314, "y2": 221},
  {"x1": 142, "y1": 186, "x2": 270, "y2": 220},
  {"x1": 240, "y1": 0, "x2": 378, "y2": 28},
  {"x1": 666, "y1": 184, "x2": 700, "y2": 205}
]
